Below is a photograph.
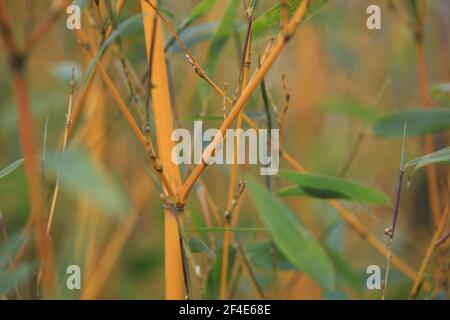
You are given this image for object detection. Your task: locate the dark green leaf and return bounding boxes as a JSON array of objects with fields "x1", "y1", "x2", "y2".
[
  {"x1": 248, "y1": 240, "x2": 296, "y2": 270},
  {"x1": 372, "y1": 108, "x2": 450, "y2": 137},
  {"x1": 247, "y1": 177, "x2": 335, "y2": 291},
  {"x1": 277, "y1": 171, "x2": 391, "y2": 206}
]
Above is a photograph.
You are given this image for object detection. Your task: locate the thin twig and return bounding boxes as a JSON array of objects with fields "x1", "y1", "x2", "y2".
[
  {"x1": 46, "y1": 67, "x2": 75, "y2": 236},
  {"x1": 180, "y1": 0, "x2": 312, "y2": 203},
  {"x1": 410, "y1": 203, "x2": 450, "y2": 299}
]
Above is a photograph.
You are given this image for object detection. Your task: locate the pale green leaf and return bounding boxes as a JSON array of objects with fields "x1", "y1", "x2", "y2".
[
  {"x1": 187, "y1": 0, "x2": 219, "y2": 25},
  {"x1": 45, "y1": 149, "x2": 129, "y2": 217},
  {"x1": 189, "y1": 237, "x2": 216, "y2": 257},
  {"x1": 0, "y1": 158, "x2": 24, "y2": 179}
]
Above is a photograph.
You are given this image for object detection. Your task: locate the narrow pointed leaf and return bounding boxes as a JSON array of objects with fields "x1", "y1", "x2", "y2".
[
  {"x1": 187, "y1": 0, "x2": 219, "y2": 25},
  {"x1": 373, "y1": 108, "x2": 450, "y2": 137},
  {"x1": 404, "y1": 147, "x2": 450, "y2": 174},
  {"x1": 277, "y1": 170, "x2": 391, "y2": 206},
  {"x1": 247, "y1": 178, "x2": 335, "y2": 291}
]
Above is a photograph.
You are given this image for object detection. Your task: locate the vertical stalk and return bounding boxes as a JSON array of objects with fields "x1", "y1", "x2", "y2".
[
  {"x1": 220, "y1": 3, "x2": 254, "y2": 299},
  {"x1": 414, "y1": 0, "x2": 440, "y2": 226},
  {"x1": 141, "y1": 0, "x2": 185, "y2": 300},
  {"x1": 0, "y1": 1, "x2": 55, "y2": 296}
]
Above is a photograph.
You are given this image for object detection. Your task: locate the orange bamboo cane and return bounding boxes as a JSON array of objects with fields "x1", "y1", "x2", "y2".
[{"x1": 141, "y1": 0, "x2": 185, "y2": 300}]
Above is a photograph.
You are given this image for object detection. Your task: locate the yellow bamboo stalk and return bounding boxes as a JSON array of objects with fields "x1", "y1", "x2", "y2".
[{"x1": 141, "y1": 0, "x2": 185, "y2": 300}]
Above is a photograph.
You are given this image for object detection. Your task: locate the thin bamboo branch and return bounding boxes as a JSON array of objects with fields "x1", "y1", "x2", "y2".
[
  {"x1": 46, "y1": 67, "x2": 75, "y2": 236},
  {"x1": 180, "y1": 0, "x2": 312, "y2": 203},
  {"x1": 220, "y1": 4, "x2": 254, "y2": 299},
  {"x1": 74, "y1": 29, "x2": 177, "y2": 200},
  {"x1": 410, "y1": 203, "x2": 450, "y2": 299}
]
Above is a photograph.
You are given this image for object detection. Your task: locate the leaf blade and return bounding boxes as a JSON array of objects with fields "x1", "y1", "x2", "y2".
[
  {"x1": 277, "y1": 170, "x2": 391, "y2": 206},
  {"x1": 247, "y1": 177, "x2": 335, "y2": 291},
  {"x1": 253, "y1": 0, "x2": 330, "y2": 40},
  {"x1": 373, "y1": 108, "x2": 450, "y2": 137}
]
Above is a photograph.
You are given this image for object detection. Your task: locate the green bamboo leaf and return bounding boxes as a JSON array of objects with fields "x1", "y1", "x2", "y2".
[
  {"x1": 199, "y1": 0, "x2": 240, "y2": 100},
  {"x1": 247, "y1": 177, "x2": 335, "y2": 291},
  {"x1": 82, "y1": 14, "x2": 143, "y2": 86},
  {"x1": 325, "y1": 247, "x2": 362, "y2": 293},
  {"x1": 372, "y1": 108, "x2": 450, "y2": 137},
  {"x1": 45, "y1": 149, "x2": 129, "y2": 217},
  {"x1": 0, "y1": 158, "x2": 24, "y2": 179},
  {"x1": 277, "y1": 171, "x2": 391, "y2": 206},
  {"x1": 253, "y1": 0, "x2": 330, "y2": 40},
  {"x1": 406, "y1": 0, "x2": 419, "y2": 25},
  {"x1": 189, "y1": 237, "x2": 216, "y2": 257},
  {"x1": 248, "y1": 240, "x2": 296, "y2": 270},
  {"x1": 187, "y1": 0, "x2": 219, "y2": 25},
  {"x1": 403, "y1": 147, "x2": 450, "y2": 174}
]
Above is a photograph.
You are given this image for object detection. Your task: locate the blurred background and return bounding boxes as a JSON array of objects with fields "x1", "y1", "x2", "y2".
[{"x1": 0, "y1": 0, "x2": 449, "y2": 299}]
